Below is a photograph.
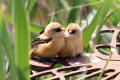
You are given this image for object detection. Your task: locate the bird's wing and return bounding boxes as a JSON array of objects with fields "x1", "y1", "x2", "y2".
[
  {"x1": 39, "y1": 29, "x2": 44, "y2": 34},
  {"x1": 31, "y1": 36, "x2": 52, "y2": 48}
]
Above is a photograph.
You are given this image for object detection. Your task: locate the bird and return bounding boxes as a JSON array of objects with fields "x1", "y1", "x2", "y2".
[
  {"x1": 30, "y1": 22, "x2": 65, "y2": 62},
  {"x1": 58, "y1": 23, "x2": 83, "y2": 58}
]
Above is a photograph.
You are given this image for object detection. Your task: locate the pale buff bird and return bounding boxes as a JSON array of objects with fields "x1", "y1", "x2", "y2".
[
  {"x1": 58, "y1": 23, "x2": 83, "y2": 58},
  {"x1": 30, "y1": 22, "x2": 65, "y2": 60}
]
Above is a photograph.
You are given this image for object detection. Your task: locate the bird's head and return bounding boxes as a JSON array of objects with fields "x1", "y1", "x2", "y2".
[
  {"x1": 44, "y1": 22, "x2": 65, "y2": 38},
  {"x1": 65, "y1": 23, "x2": 82, "y2": 39}
]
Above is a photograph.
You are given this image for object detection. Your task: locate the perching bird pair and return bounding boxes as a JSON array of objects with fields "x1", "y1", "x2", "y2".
[{"x1": 30, "y1": 22, "x2": 83, "y2": 62}]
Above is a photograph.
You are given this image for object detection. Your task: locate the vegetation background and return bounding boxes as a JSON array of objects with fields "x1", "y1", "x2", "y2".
[{"x1": 0, "y1": 0, "x2": 120, "y2": 80}]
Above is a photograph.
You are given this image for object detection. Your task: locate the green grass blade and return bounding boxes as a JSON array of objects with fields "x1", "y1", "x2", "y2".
[
  {"x1": 6, "y1": 15, "x2": 43, "y2": 34},
  {"x1": 53, "y1": 0, "x2": 61, "y2": 22},
  {"x1": 49, "y1": 1, "x2": 100, "y2": 16},
  {"x1": 88, "y1": 0, "x2": 100, "y2": 10},
  {"x1": 94, "y1": 11, "x2": 113, "y2": 44},
  {"x1": 0, "y1": 14, "x2": 5, "y2": 80},
  {"x1": 108, "y1": 6, "x2": 120, "y2": 27},
  {"x1": 30, "y1": 23, "x2": 44, "y2": 34},
  {"x1": 0, "y1": 13, "x2": 16, "y2": 80},
  {"x1": 60, "y1": 0, "x2": 70, "y2": 9},
  {"x1": 12, "y1": 0, "x2": 30, "y2": 80},
  {"x1": 0, "y1": 42, "x2": 5, "y2": 80},
  {"x1": 0, "y1": 4, "x2": 5, "y2": 80},
  {"x1": 97, "y1": 52, "x2": 113, "y2": 80},
  {"x1": 26, "y1": 0, "x2": 36, "y2": 14},
  {"x1": 83, "y1": 0, "x2": 112, "y2": 48},
  {"x1": 98, "y1": 48, "x2": 110, "y2": 55},
  {"x1": 67, "y1": 0, "x2": 82, "y2": 25}
]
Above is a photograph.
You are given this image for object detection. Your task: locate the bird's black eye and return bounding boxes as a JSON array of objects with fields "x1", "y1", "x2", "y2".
[
  {"x1": 71, "y1": 30, "x2": 77, "y2": 34},
  {"x1": 54, "y1": 28, "x2": 61, "y2": 32}
]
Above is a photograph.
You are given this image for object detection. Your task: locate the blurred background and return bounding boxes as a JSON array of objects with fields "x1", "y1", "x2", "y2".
[
  {"x1": 1, "y1": 0, "x2": 94, "y2": 28},
  {"x1": 27, "y1": 0, "x2": 91, "y2": 27},
  {"x1": 1, "y1": 0, "x2": 120, "y2": 80}
]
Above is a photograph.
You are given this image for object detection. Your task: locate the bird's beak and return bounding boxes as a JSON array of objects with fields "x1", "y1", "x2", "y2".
[{"x1": 61, "y1": 28, "x2": 65, "y2": 31}]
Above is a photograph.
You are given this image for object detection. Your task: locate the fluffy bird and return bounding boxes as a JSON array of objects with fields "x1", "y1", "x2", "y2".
[
  {"x1": 30, "y1": 22, "x2": 65, "y2": 60},
  {"x1": 58, "y1": 23, "x2": 83, "y2": 58}
]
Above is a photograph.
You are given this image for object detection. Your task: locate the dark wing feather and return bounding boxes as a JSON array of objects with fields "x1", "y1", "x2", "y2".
[
  {"x1": 39, "y1": 29, "x2": 44, "y2": 34},
  {"x1": 31, "y1": 37, "x2": 52, "y2": 48}
]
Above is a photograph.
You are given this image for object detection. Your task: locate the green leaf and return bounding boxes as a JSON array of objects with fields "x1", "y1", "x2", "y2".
[
  {"x1": 6, "y1": 15, "x2": 43, "y2": 34},
  {"x1": 30, "y1": 23, "x2": 44, "y2": 34},
  {"x1": 60, "y1": 0, "x2": 70, "y2": 9},
  {"x1": 0, "y1": 15, "x2": 5, "y2": 80},
  {"x1": 98, "y1": 48, "x2": 110, "y2": 55},
  {"x1": 0, "y1": 13, "x2": 16, "y2": 80},
  {"x1": 83, "y1": 0, "x2": 113, "y2": 48},
  {"x1": 97, "y1": 48, "x2": 113, "y2": 80},
  {"x1": 12, "y1": 0, "x2": 30, "y2": 80},
  {"x1": 0, "y1": 42, "x2": 5, "y2": 80},
  {"x1": 88, "y1": 0, "x2": 100, "y2": 10},
  {"x1": 67, "y1": 0, "x2": 82, "y2": 25},
  {"x1": 51, "y1": 0, "x2": 61, "y2": 22},
  {"x1": 0, "y1": 3, "x2": 4, "y2": 80},
  {"x1": 26, "y1": 0, "x2": 36, "y2": 14},
  {"x1": 108, "y1": 5, "x2": 120, "y2": 27}
]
